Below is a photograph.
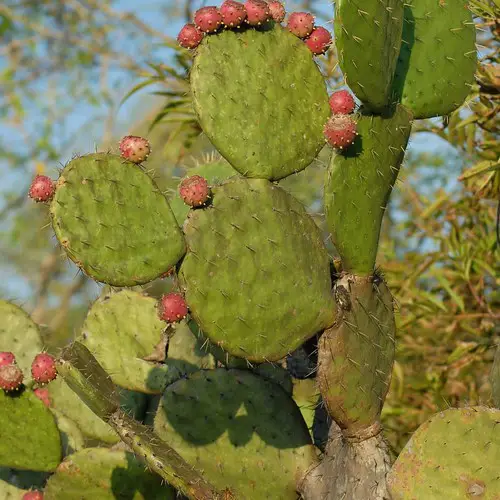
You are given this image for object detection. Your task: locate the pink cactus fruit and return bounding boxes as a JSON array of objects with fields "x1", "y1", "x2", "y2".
[
  {"x1": 0, "y1": 364, "x2": 24, "y2": 392},
  {"x1": 194, "y1": 6, "x2": 223, "y2": 33},
  {"x1": 22, "y1": 492, "x2": 44, "y2": 500},
  {"x1": 304, "y1": 26, "x2": 332, "y2": 55},
  {"x1": 158, "y1": 293, "x2": 188, "y2": 323},
  {"x1": 329, "y1": 90, "x2": 356, "y2": 115},
  {"x1": 0, "y1": 351, "x2": 15, "y2": 367},
  {"x1": 31, "y1": 353, "x2": 57, "y2": 384},
  {"x1": 244, "y1": 0, "x2": 271, "y2": 26},
  {"x1": 177, "y1": 23, "x2": 204, "y2": 49},
  {"x1": 28, "y1": 175, "x2": 55, "y2": 203},
  {"x1": 268, "y1": 1, "x2": 286, "y2": 23},
  {"x1": 220, "y1": 1, "x2": 247, "y2": 28},
  {"x1": 323, "y1": 115, "x2": 357, "y2": 149},
  {"x1": 179, "y1": 175, "x2": 211, "y2": 207},
  {"x1": 34, "y1": 388, "x2": 51, "y2": 408},
  {"x1": 287, "y1": 12, "x2": 315, "y2": 38},
  {"x1": 118, "y1": 136, "x2": 151, "y2": 164}
]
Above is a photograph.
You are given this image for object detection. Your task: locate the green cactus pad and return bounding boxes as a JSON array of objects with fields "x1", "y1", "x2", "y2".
[
  {"x1": 191, "y1": 25, "x2": 330, "y2": 180},
  {"x1": 179, "y1": 178, "x2": 336, "y2": 362},
  {"x1": 388, "y1": 406, "x2": 500, "y2": 499},
  {"x1": 154, "y1": 369, "x2": 318, "y2": 499},
  {"x1": 491, "y1": 346, "x2": 500, "y2": 408},
  {"x1": 0, "y1": 301, "x2": 44, "y2": 384},
  {"x1": 318, "y1": 275, "x2": 395, "y2": 434},
  {"x1": 0, "y1": 390, "x2": 62, "y2": 471},
  {"x1": 392, "y1": 0, "x2": 477, "y2": 119},
  {"x1": 0, "y1": 479, "x2": 26, "y2": 500},
  {"x1": 51, "y1": 410, "x2": 85, "y2": 456},
  {"x1": 325, "y1": 105, "x2": 412, "y2": 275},
  {"x1": 170, "y1": 159, "x2": 239, "y2": 226},
  {"x1": 77, "y1": 290, "x2": 169, "y2": 394},
  {"x1": 50, "y1": 153, "x2": 185, "y2": 286},
  {"x1": 292, "y1": 378, "x2": 321, "y2": 435},
  {"x1": 334, "y1": 0, "x2": 404, "y2": 111},
  {"x1": 44, "y1": 448, "x2": 175, "y2": 500}
]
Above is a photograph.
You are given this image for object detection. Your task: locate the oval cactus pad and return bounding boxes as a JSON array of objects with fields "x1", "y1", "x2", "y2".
[
  {"x1": 50, "y1": 153, "x2": 185, "y2": 286},
  {"x1": 154, "y1": 369, "x2": 318, "y2": 499},
  {"x1": 191, "y1": 25, "x2": 330, "y2": 180},
  {"x1": 179, "y1": 178, "x2": 336, "y2": 362}
]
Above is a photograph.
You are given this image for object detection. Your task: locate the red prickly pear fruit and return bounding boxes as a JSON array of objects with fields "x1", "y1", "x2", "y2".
[
  {"x1": 194, "y1": 6, "x2": 223, "y2": 33},
  {"x1": 179, "y1": 175, "x2": 211, "y2": 207},
  {"x1": 33, "y1": 388, "x2": 51, "y2": 408},
  {"x1": 22, "y1": 492, "x2": 44, "y2": 500},
  {"x1": 31, "y1": 353, "x2": 57, "y2": 384},
  {"x1": 28, "y1": 175, "x2": 55, "y2": 203},
  {"x1": 220, "y1": 1, "x2": 247, "y2": 28},
  {"x1": 0, "y1": 364, "x2": 24, "y2": 392},
  {"x1": 118, "y1": 136, "x2": 151, "y2": 164},
  {"x1": 304, "y1": 26, "x2": 332, "y2": 55},
  {"x1": 287, "y1": 12, "x2": 315, "y2": 38},
  {"x1": 329, "y1": 90, "x2": 356, "y2": 115},
  {"x1": 324, "y1": 115, "x2": 357, "y2": 149},
  {"x1": 177, "y1": 23, "x2": 204, "y2": 49},
  {"x1": 268, "y1": 1, "x2": 286, "y2": 23},
  {"x1": 0, "y1": 351, "x2": 15, "y2": 367},
  {"x1": 158, "y1": 293, "x2": 188, "y2": 323},
  {"x1": 244, "y1": 0, "x2": 271, "y2": 26}
]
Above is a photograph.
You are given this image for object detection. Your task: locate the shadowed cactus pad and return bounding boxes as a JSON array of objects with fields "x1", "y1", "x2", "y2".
[
  {"x1": 388, "y1": 406, "x2": 500, "y2": 499},
  {"x1": 392, "y1": 0, "x2": 477, "y2": 118},
  {"x1": 191, "y1": 25, "x2": 330, "y2": 180},
  {"x1": 50, "y1": 153, "x2": 185, "y2": 286},
  {"x1": 179, "y1": 177, "x2": 336, "y2": 362},
  {"x1": 325, "y1": 105, "x2": 412, "y2": 275},
  {"x1": 0, "y1": 301, "x2": 43, "y2": 384},
  {"x1": 334, "y1": 0, "x2": 404, "y2": 111},
  {"x1": 154, "y1": 369, "x2": 318, "y2": 499},
  {"x1": 318, "y1": 274, "x2": 395, "y2": 434},
  {"x1": 44, "y1": 448, "x2": 175, "y2": 499},
  {"x1": 0, "y1": 390, "x2": 62, "y2": 472},
  {"x1": 77, "y1": 291, "x2": 170, "y2": 394}
]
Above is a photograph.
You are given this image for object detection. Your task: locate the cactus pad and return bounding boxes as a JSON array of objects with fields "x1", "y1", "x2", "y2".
[
  {"x1": 191, "y1": 25, "x2": 330, "y2": 180},
  {"x1": 154, "y1": 369, "x2": 318, "y2": 499},
  {"x1": 334, "y1": 0, "x2": 404, "y2": 111},
  {"x1": 0, "y1": 301, "x2": 44, "y2": 384},
  {"x1": 50, "y1": 153, "x2": 185, "y2": 286},
  {"x1": 0, "y1": 390, "x2": 62, "y2": 471},
  {"x1": 77, "y1": 290, "x2": 169, "y2": 393},
  {"x1": 325, "y1": 105, "x2": 412, "y2": 275},
  {"x1": 388, "y1": 406, "x2": 500, "y2": 499},
  {"x1": 392, "y1": 0, "x2": 477, "y2": 119},
  {"x1": 170, "y1": 159, "x2": 239, "y2": 226},
  {"x1": 179, "y1": 178, "x2": 336, "y2": 362},
  {"x1": 44, "y1": 448, "x2": 175, "y2": 499},
  {"x1": 318, "y1": 275, "x2": 395, "y2": 434}
]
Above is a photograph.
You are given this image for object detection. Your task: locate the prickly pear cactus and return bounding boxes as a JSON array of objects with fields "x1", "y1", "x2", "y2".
[
  {"x1": 491, "y1": 346, "x2": 500, "y2": 408},
  {"x1": 388, "y1": 407, "x2": 500, "y2": 499}
]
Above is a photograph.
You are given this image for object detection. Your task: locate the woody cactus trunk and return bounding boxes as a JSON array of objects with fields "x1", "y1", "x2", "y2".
[{"x1": 1, "y1": 1, "x2": 495, "y2": 500}]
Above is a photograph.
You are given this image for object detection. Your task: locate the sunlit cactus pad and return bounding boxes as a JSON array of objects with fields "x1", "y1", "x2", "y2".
[
  {"x1": 77, "y1": 290, "x2": 169, "y2": 394},
  {"x1": 0, "y1": 300, "x2": 44, "y2": 384},
  {"x1": 392, "y1": 0, "x2": 477, "y2": 118},
  {"x1": 50, "y1": 153, "x2": 185, "y2": 286},
  {"x1": 318, "y1": 275, "x2": 395, "y2": 434},
  {"x1": 191, "y1": 25, "x2": 330, "y2": 180},
  {"x1": 334, "y1": 0, "x2": 403, "y2": 111},
  {"x1": 324, "y1": 105, "x2": 412, "y2": 275},
  {"x1": 179, "y1": 178, "x2": 336, "y2": 362},
  {"x1": 44, "y1": 448, "x2": 175, "y2": 499},
  {"x1": 154, "y1": 369, "x2": 318, "y2": 499},
  {"x1": 0, "y1": 390, "x2": 62, "y2": 472},
  {"x1": 388, "y1": 406, "x2": 500, "y2": 499}
]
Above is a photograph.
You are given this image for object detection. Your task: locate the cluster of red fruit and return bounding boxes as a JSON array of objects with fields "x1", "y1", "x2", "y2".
[
  {"x1": 324, "y1": 90, "x2": 358, "y2": 150},
  {"x1": 177, "y1": 1, "x2": 332, "y2": 55},
  {"x1": 0, "y1": 351, "x2": 57, "y2": 405}
]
